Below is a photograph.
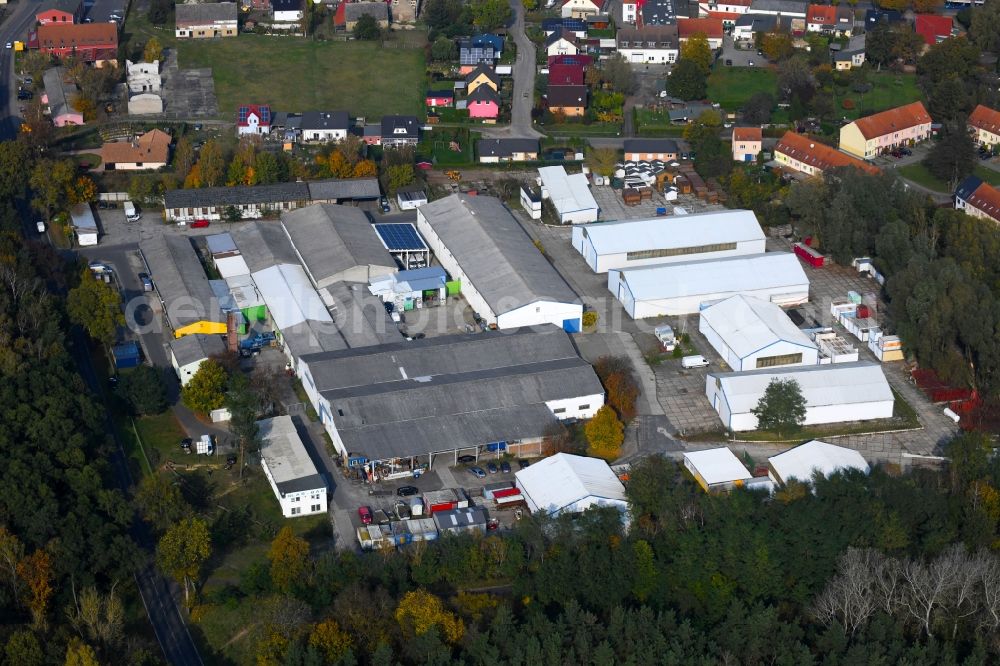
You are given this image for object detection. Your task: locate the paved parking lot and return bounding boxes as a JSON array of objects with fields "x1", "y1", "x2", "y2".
[
  {"x1": 592, "y1": 185, "x2": 726, "y2": 222},
  {"x1": 719, "y1": 35, "x2": 760, "y2": 68}
]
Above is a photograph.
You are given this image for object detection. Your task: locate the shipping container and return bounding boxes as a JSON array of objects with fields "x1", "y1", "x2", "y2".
[{"x1": 793, "y1": 242, "x2": 826, "y2": 267}]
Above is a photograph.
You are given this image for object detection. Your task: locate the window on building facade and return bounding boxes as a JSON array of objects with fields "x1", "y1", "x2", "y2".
[
  {"x1": 553, "y1": 407, "x2": 566, "y2": 414},
  {"x1": 311, "y1": 504, "x2": 321, "y2": 512},
  {"x1": 755, "y1": 353, "x2": 803, "y2": 368},
  {"x1": 578, "y1": 404, "x2": 590, "y2": 410},
  {"x1": 626, "y1": 242, "x2": 738, "y2": 261}
]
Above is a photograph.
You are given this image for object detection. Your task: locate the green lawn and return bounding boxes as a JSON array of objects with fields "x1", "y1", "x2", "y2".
[
  {"x1": 132, "y1": 411, "x2": 189, "y2": 470},
  {"x1": 898, "y1": 162, "x2": 1000, "y2": 193},
  {"x1": 634, "y1": 108, "x2": 686, "y2": 136},
  {"x1": 178, "y1": 35, "x2": 426, "y2": 119},
  {"x1": 707, "y1": 68, "x2": 779, "y2": 111}
]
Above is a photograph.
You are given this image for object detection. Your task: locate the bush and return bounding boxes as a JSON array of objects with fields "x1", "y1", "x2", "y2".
[
  {"x1": 118, "y1": 365, "x2": 169, "y2": 415},
  {"x1": 841, "y1": 98, "x2": 855, "y2": 110},
  {"x1": 582, "y1": 311, "x2": 598, "y2": 328}
]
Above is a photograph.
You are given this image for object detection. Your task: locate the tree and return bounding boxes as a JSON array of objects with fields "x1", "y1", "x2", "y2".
[
  {"x1": 135, "y1": 475, "x2": 190, "y2": 532},
  {"x1": 631, "y1": 540, "x2": 658, "y2": 602},
  {"x1": 223, "y1": 205, "x2": 242, "y2": 223},
  {"x1": 118, "y1": 365, "x2": 168, "y2": 415},
  {"x1": 227, "y1": 137, "x2": 259, "y2": 186},
  {"x1": 268, "y1": 527, "x2": 311, "y2": 593},
  {"x1": 970, "y1": 0, "x2": 1000, "y2": 52},
  {"x1": 183, "y1": 163, "x2": 203, "y2": 189},
  {"x1": 742, "y1": 91, "x2": 774, "y2": 124},
  {"x1": 0, "y1": 141, "x2": 31, "y2": 202},
  {"x1": 67, "y1": 269, "x2": 125, "y2": 344},
  {"x1": 143, "y1": 37, "x2": 163, "y2": 63},
  {"x1": 157, "y1": 517, "x2": 211, "y2": 605},
  {"x1": 309, "y1": 619, "x2": 353, "y2": 664},
  {"x1": 680, "y1": 34, "x2": 713, "y2": 74},
  {"x1": 762, "y1": 30, "x2": 795, "y2": 61},
  {"x1": 750, "y1": 378, "x2": 806, "y2": 436},
  {"x1": 924, "y1": 126, "x2": 975, "y2": 188},
  {"x1": 173, "y1": 136, "x2": 195, "y2": 182},
  {"x1": 71, "y1": 95, "x2": 97, "y2": 121},
  {"x1": 64, "y1": 640, "x2": 100, "y2": 666},
  {"x1": 227, "y1": 372, "x2": 260, "y2": 480},
  {"x1": 198, "y1": 140, "x2": 225, "y2": 187},
  {"x1": 383, "y1": 163, "x2": 415, "y2": 195},
  {"x1": 395, "y1": 590, "x2": 464, "y2": 643},
  {"x1": 777, "y1": 56, "x2": 817, "y2": 103},
  {"x1": 128, "y1": 175, "x2": 156, "y2": 205},
  {"x1": 181, "y1": 359, "x2": 227, "y2": 414},
  {"x1": 431, "y1": 37, "x2": 457, "y2": 62},
  {"x1": 4, "y1": 630, "x2": 43, "y2": 666},
  {"x1": 17, "y1": 550, "x2": 53, "y2": 629},
  {"x1": 603, "y1": 54, "x2": 637, "y2": 95},
  {"x1": 912, "y1": 0, "x2": 943, "y2": 11},
  {"x1": 148, "y1": 0, "x2": 172, "y2": 24},
  {"x1": 69, "y1": 176, "x2": 98, "y2": 205},
  {"x1": 470, "y1": 0, "x2": 512, "y2": 30},
  {"x1": 66, "y1": 585, "x2": 126, "y2": 649},
  {"x1": 666, "y1": 59, "x2": 707, "y2": 101},
  {"x1": 30, "y1": 159, "x2": 75, "y2": 220},
  {"x1": 586, "y1": 147, "x2": 619, "y2": 177},
  {"x1": 584, "y1": 405, "x2": 624, "y2": 461},
  {"x1": 353, "y1": 14, "x2": 382, "y2": 40}
]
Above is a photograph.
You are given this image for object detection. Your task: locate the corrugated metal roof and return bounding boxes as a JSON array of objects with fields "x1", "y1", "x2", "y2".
[
  {"x1": 700, "y1": 295, "x2": 816, "y2": 359},
  {"x1": 538, "y1": 166, "x2": 599, "y2": 217},
  {"x1": 683, "y1": 448, "x2": 753, "y2": 485},
  {"x1": 515, "y1": 453, "x2": 626, "y2": 515},
  {"x1": 215, "y1": 254, "x2": 251, "y2": 279},
  {"x1": 252, "y1": 264, "x2": 332, "y2": 331},
  {"x1": 258, "y1": 415, "x2": 325, "y2": 495},
  {"x1": 141, "y1": 235, "x2": 225, "y2": 329},
  {"x1": 580, "y1": 209, "x2": 765, "y2": 256},
  {"x1": 768, "y1": 439, "x2": 869, "y2": 484}
]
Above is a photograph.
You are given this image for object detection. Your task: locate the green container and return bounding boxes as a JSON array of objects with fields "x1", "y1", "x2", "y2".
[
  {"x1": 403, "y1": 299, "x2": 415, "y2": 311},
  {"x1": 241, "y1": 305, "x2": 268, "y2": 322},
  {"x1": 445, "y1": 280, "x2": 462, "y2": 296}
]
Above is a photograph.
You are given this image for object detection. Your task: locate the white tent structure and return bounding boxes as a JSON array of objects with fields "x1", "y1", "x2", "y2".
[
  {"x1": 699, "y1": 295, "x2": 818, "y2": 371},
  {"x1": 515, "y1": 453, "x2": 628, "y2": 517},
  {"x1": 608, "y1": 252, "x2": 810, "y2": 318},
  {"x1": 538, "y1": 166, "x2": 599, "y2": 224},
  {"x1": 252, "y1": 264, "x2": 337, "y2": 360},
  {"x1": 571, "y1": 209, "x2": 767, "y2": 273},
  {"x1": 705, "y1": 362, "x2": 895, "y2": 432},
  {"x1": 682, "y1": 448, "x2": 753, "y2": 493},
  {"x1": 768, "y1": 440, "x2": 870, "y2": 486}
]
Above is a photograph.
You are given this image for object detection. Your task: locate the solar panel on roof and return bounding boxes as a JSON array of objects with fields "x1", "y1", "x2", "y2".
[{"x1": 374, "y1": 223, "x2": 427, "y2": 251}]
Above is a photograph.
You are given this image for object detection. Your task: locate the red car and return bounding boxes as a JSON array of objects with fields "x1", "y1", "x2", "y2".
[
  {"x1": 190, "y1": 219, "x2": 210, "y2": 228},
  {"x1": 358, "y1": 506, "x2": 372, "y2": 525}
]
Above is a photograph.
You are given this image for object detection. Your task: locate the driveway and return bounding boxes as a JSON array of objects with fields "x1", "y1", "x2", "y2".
[
  {"x1": 719, "y1": 35, "x2": 758, "y2": 68},
  {"x1": 480, "y1": 0, "x2": 542, "y2": 140}
]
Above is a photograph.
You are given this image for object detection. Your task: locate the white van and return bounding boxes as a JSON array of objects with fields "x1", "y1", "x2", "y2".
[
  {"x1": 681, "y1": 355, "x2": 709, "y2": 369},
  {"x1": 124, "y1": 201, "x2": 141, "y2": 222}
]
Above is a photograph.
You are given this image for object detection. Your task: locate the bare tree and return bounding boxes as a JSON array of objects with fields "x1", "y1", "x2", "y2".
[
  {"x1": 812, "y1": 548, "x2": 882, "y2": 636},
  {"x1": 900, "y1": 545, "x2": 961, "y2": 637},
  {"x1": 872, "y1": 554, "x2": 903, "y2": 616}
]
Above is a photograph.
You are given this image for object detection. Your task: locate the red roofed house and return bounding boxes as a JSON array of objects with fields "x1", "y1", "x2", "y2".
[
  {"x1": 426, "y1": 90, "x2": 455, "y2": 108},
  {"x1": 775, "y1": 131, "x2": 880, "y2": 177},
  {"x1": 549, "y1": 62, "x2": 585, "y2": 86},
  {"x1": 839, "y1": 101, "x2": 932, "y2": 159},
  {"x1": 955, "y1": 176, "x2": 1000, "y2": 225},
  {"x1": 677, "y1": 17, "x2": 724, "y2": 48},
  {"x1": 561, "y1": 0, "x2": 606, "y2": 19},
  {"x1": 914, "y1": 14, "x2": 953, "y2": 47},
  {"x1": 548, "y1": 54, "x2": 594, "y2": 68},
  {"x1": 805, "y1": 4, "x2": 853, "y2": 36},
  {"x1": 35, "y1": 0, "x2": 82, "y2": 25},
  {"x1": 732, "y1": 126, "x2": 762, "y2": 162},
  {"x1": 968, "y1": 104, "x2": 1000, "y2": 149},
  {"x1": 697, "y1": 0, "x2": 750, "y2": 27},
  {"x1": 237, "y1": 104, "x2": 272, "y2": 136},
  {"x1": 34, "y1": 23, "x2": 118, "y2": 67}
]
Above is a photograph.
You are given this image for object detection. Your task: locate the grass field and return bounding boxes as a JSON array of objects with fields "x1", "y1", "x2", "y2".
[
  {"x1": 178, "y1": 36, "x2": 426, "y2": 119},
  {"x1": 898, "y1": 162, "x2": 1000, "y2": 193},
  {"x1": 707, "y1": 68, "x2": 778, "y2": 111}
]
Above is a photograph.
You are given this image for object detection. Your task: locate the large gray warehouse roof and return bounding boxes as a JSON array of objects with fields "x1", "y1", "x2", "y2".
[
  {"x1": 280, "y1": 204, "x2": 395, "y2": 286},
  {"x1": 300, "y1": 328, "x2": 603, "y2": 460},
  {"x1": 141, "y1": 235, "x2": 224, "y2": 329},
  {"x1": 417, "y1": 194, "x2": 578, "y2": 314},
  {"x1": 228, "y1": 222, "x2": 299, "y2": 272}
]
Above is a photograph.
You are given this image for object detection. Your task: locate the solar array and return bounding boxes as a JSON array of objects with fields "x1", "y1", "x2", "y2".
[
  {"x1": 238, "y1": 105, "x2": 271, "y2": 125},
  {"x1": 374, "y1": 223, "x2": 427, "y2": 251}
]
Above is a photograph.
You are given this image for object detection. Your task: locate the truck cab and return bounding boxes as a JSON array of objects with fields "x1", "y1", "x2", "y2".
[{"x1": 124, "y1": 201, "x2": 141, "y2": 222}]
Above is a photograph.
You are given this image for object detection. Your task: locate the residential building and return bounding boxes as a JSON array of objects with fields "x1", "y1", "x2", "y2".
[
  {"x1": 337, "y1": 2, "x2": 389, "y2": 30},
  {"x1": 542, "y1": 17, "x2": 588, "y2": 37},
  {"x1": 258, "y1": 416, "x2": 328, "y2": 518},
  {"x1": 538, "y1": 166, "x2": 600, "y2": 224},
  {"x1": 546, "y1": 85, "x2": 588, "y2": 116},
  {"x1": 41, "y1": 66, "x2": 83, "y2": 127},
  {"x1": 300, "y1": 111, "x2": 350, "y2": 142},
  {"x1": 237, "y1": 104, "x2": 272, "y2": 136},
  {"x1": 620, "y1": 0, "x2": 638, "y2": 24},
  {"x1": 732, "y1": 126, "x2": 762, "y2": 162},
  {"x1": 465, "y1": 64, "x2": 500, "y2": 95},
  {"x1": 805, "y1": 3, "x2": 852, "y2": 35},
  {"x1": 380, "y1": 115, "x2": 420, "y2": 147},
  {"x1": 768, "y1": 440, "x2": 870, "y2": 486},
  {"x1": 546, "y1": 29, "x2": 579, "y2": 57},
  {"x1": 642, "y1": 0, "x2": 678, "y2": 26},
  {"x1": 734, "y1": 12, "x2": 788, "y2": 41},
  {"x1": 562, "y1": 0, "x2": 606, "y2": 19},
  {"x1": 99, "y1": 129, "x2": 172, "y2": 171},
  {"x1": 477, "y1": 138, "x2": 540, "y2": 163},
  {"x1": 968, "y1": 104, "x2": 1000, "y2": 148},
  {"x1": 272, "y1": 0, "x2": 303, "y2": 22},
  {"x1": 705, "y1": 362, "x2": 894, "y2": 431},
  {"x1": 549, "y1": 62, "x2": 586, "y2": 85},
  {"x1": 616, "y1": 25, "x2": 679, "y2": 64},
  {"x1": 548, "y1": 53, "x2": 594, "y2": 68},
  {"x1": 955, "y1": 175, "x2": 1000, "y2": 225},
  {"x1": 515, "y1": 453, "x2": 628, "y2": 518},
  {"x1": 175, "y1": 2, "x2": 238, "y2": 38},
  {"x1": 467, "y1": 84, "x2": 501, "y2": 119},
  {"x1": 839, "y1": 101, "x2": 932, "y2": 159},
  {"x1": 914, "y1": 14, "x2": 952, "y2": 46},
  {"x1": 295, "y1": 328, "x2": 605, "y2": 461},
  {"x1": 624, "y1": 138, "x2": 679, "y2": 161},
  {"x1": 389, "y1": 0, "x2": 421, "y2": 23},
  {"x1": 572, "y1": 209, "x2": 766, "y2": 273},
  {"x1": 608, "y1": 252, "x2": 809, "y2": 318},
  {"x1": 833, "y1": 37, "x2": 866, "y2": 70},
  {"x1": 34, "y1": 23, "x2": 118, "y2": 66},
  {"x1": 416, "y1": 194, "x2": 584, "y2": 330},
  {"x1": 699, "y1": 295, "x2": 819, "y2": 371},
  {"x1": 35, "y1": 0, "x2": 82, "y2": 25},
  {"x1": 698, "y1": 0, "x2": 751, "y2": 26},
  {"x1": 774, "y1": 131, "x2": 880, "y2": 176},
  {"x1": 683, "y1": 448, "x2": 753, "y2": 493},
  {"x1": 677, "y1": 17, "x2": 724, "y2": 48},
  {"x1": 748, "y1": 0, "x2": 806, "y2": 17},
  {"x1": 472, "y1": 33, "x2": 503, "y2": 54},
  {"x1": 426, "y1": 90, "x2": 455, "y2": 107},
  {"x1": 126, "y1": 60, "x2": 160, "y2": 94},
  {"x1": 458, "y1": 37, "x2": 498, "y2": 71}
]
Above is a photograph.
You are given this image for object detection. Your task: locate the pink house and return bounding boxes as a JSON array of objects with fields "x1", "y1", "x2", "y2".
[{"x1": 467, "y1": 85, "x2": 500, "y2": 119}]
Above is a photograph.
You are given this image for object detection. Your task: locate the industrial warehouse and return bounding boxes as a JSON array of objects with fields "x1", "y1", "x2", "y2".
[{"x1": 570, "y1": 209, "x2": 767, "y2": 273}]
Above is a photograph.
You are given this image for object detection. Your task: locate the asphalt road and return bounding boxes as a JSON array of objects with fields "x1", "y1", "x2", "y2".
[
  {"x1": 481, "y1": 0, "x2": 542, "y2": 140},
  {"x1": 0, "y1": 0, "x2": 42, "y2": 141}
]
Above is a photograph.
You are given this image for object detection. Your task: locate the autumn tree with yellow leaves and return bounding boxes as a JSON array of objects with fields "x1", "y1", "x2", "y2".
[
  {"x1": 267, "y1": 526, "x2": 311, "y2": 594},
  {"x1": 395, "y1": 589, "x2": 464, "y2": 644}
]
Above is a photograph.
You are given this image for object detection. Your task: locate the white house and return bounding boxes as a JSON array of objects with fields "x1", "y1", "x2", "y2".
[
  {"x1": 768, "y1": 439, "x2": 870, "y2": 486},
  {"x1": 538, "y1": 166, "x2": 599, "y2": 224},
  {"x1": 683, "y1": 448, "x2": 753, "y2": 493},
  {"x1": 621, "y1": 0, "x2": 638, "y2": 23},
  {"x1": 562, "y1": 0, "x2": 605, "y2": 18},
  {"x1": 515, "y1": 453, "x2": 629, "y2": 518},
  {"x1": 545, "y1": 30, "x2": 579, "y2": 57},
  {"x1": 705, "y1": 362, "x2": 895, "y2": 432},
  {"x1": 299, "y1": 111, "x2": 349, "y2": 143},
  {"x1": 608, "y1": 252, "x2": 810, "y2": 318},
  {"x1": 616, "y1": 25, "x2": 679, "y2": 64},
  {"x1": 571, "y1": 209, "x2": 766, "y2": 273},
  {"x1": 699, "y1": 295, "x2": 818, "y2": 371},
  {"x1": 237, "y1": 104, "x2": 272, "y2": 136},
  {"x1": 258, "y1": 415, "x2": 328, "y2": 518},
  {"x1": 272, "y1": 0, "x2": 304, "y2": 22},
  {"x1": 169, "y1": 334, "x2": 224, "y2": 386},
  {"x1": 417, "y1": 194, "x2": 583, "y2": 331}
]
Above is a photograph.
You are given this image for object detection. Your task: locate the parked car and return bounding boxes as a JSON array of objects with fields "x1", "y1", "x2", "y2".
[
  {"x1": 379, "y1": 196, "x2": 390, "y2": 213},
  {"x1": 469, "y1": 466, "x2": 487, "y2": 479},
  {"x1": 487, "y1": 462, "x2": 498, "y2": 474},
  {"x1": 457, "y1": 455, "x2": 476, "y2": 463},
  {"x1": 500, "y1": 461, "x2": 511, "y2": 474},
  {"x1": 358, "y1": 506, "x2": 373, "y2": 524},
  {"x1": 748, "y1": 60, "x2": 755, "y2": 67},
  {"x1": 681, "y1": 354, "x2": 710, "y2": 369},
  {"x1": 383, "y1": 301, "x2": 394, "y2": 314},
  {"x1": 180, "y1": 437, "x2": 192, "y2": 453},
  {"x1": 517, "y1": 459, "x2": 530, "y2": 469},
  {"x1": 36, "y1": 221, "x2": 45, "y2": 233},
  {"x1": 190, "y1": 219, "x2": 210, "y2": 228},
  {"x1": 725, "y1": 59, "x2": 732, "y2": 66},
  {"x1": 138, "y1": 272, "x2": 153, "y2": 291},
  {"x1": 17, "y1": 89, "x2": 32, "y2": 101},
  {"x1": 396, "y1": 485, "x2": 419, "y2": 497},
  {"x1": 21, "y1": 76, "x2": 32, "y2": 86},
  {"x1": 900, "y1": 147, "x2": 912, "y2": 156}
]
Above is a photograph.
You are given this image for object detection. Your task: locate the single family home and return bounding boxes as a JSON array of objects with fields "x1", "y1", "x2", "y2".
[
  {"x1": 805, "y1": 4, "x2": 853, "y2": 36},
  {"x1": 467, "y1": 84, "x2": 501, "y2": 120},
  {"x1": 336, "y1": 2, "x2": 389, "y2": 31},
  {"x1": 466, "y1": 65, "x2": 500, "y2": 97},
  {"x1": 380, "y1": 115, "x2": 420, "y2": 147},
  {"x1": 968, "y1": 104, "x2": 1000, "y2": 149},
  {"x1": 300, "y1": 111, "x2": 350, "y2": 142},
  {"x1": 698, "y1": 0, "x2": 751, "y2": 27},
  {"x1": 677, "y1": 17, "x2": 724, "y2": 48},
  {"x1": 458, "y1": 37, "x2": 497, "y2": 73},
  {"x1": 542, "y1": 17, "x2": 588, "y2": 38},
  {"x1": 546, "y1": 29, "x2": 579, "y2": 57},
  {"x1": 477, "y1": 138, "x2": 539, "y2": 163},
  {"x1": 175, "y1": 2, "x2": 238, "y2": 38},
  {"x1": 547, "y1": 85, "x2": 588, "y2": 117},
  {"x1": 732, "y1": 126, "x2": 762, "y2": 162},
  {"x1": 914, "y1": 14, "x2": 953, "y2": 47},
  {"x1": 549, "y1": 62, "x2": 585, "y2": 85},
  {"x1": 616, "y1": 25, "x2": 679, "y2": 64},
  {"x1": 35, "y1": 0, "x2": 82, "y2": 25},
  {"x1": 955, "y1": 175, "x2": 1000, "y2": 225},
  {"x1": 237, "y1": 104, "x2": 272, "y2": 136},
  {"x1": 624, "y1": 138, "x2": 678, "y2": 161},
  {"x1": 272, "y1": 0, "x2": 304, "y2": 22},
  {"x1": 839, "y1": 101, "x2": 932, "y2": 159},
  {"x1": 99, "y1": 129, "x2": 172, "y2": 171},
  {"x1": 562, "y1": 0, "x2": 607, "y2": 19}
]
